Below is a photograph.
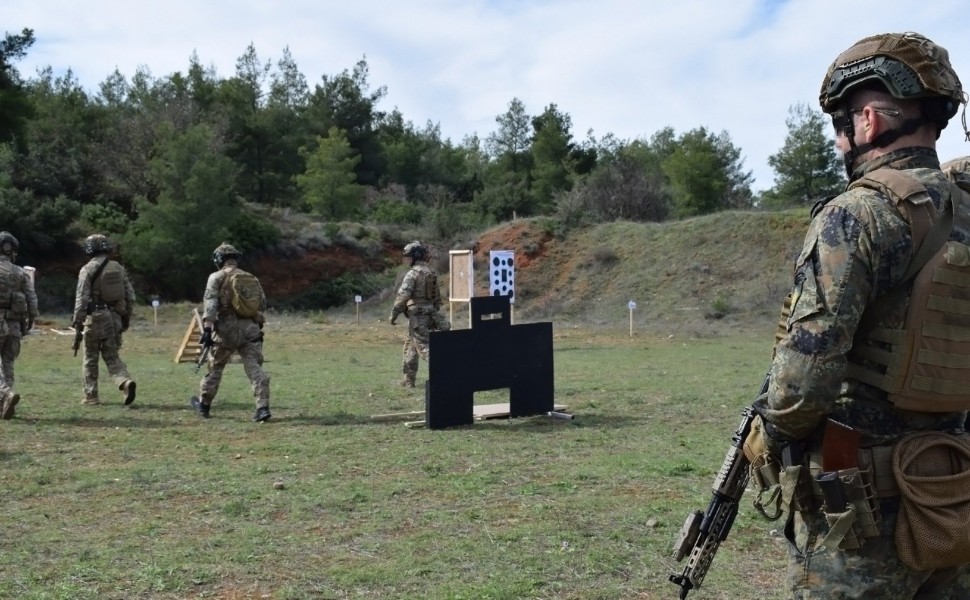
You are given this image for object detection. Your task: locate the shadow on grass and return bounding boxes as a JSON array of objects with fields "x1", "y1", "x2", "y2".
[
  {"x1": 472, "y1": 412, "x2": 647, "y2": 432},
  {"x1": 275, "y1": 411, "x2": 381, "y2": 426},
  {"x1": 137, "y1": 399, "x2": 258, "y2": 412},
  {"x1": 265, "y1": 411, "x2": 647, "y2": 431},
  {"x1": 32, "y1": 415, "x2": 175, "y2": 429}
]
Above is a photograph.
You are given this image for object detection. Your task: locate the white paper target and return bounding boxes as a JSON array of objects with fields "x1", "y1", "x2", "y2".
[{"x1": 489, "y1": 250, "x2": 515, "y2": 304}]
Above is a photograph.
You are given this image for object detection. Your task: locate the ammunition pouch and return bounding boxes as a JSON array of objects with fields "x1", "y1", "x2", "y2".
[
  {"x1": 8, "y1": 291, "x2": 27, "y2": 321},
  {"x1": 893, "y1": 431, "x2": 970, "y2": 571},
  {"x1": 750, "y1": 449, "x2": 816, "y2": 521},
  {"x1": 814, "y1": 467, "x2": 881, "y2": 551},
  {"x1": 801, "y1": 446, "x2": 897, "y2": 551}
]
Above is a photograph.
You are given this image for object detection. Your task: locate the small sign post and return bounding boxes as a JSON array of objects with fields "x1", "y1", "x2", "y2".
[
  {"x1": 152, "y1": 298, "x2": 161, "y2": 327},
  {"x1": 354, "y1": 295, "x2": 362, "y2": 325},
  {"x1": 628, "y1": 300, "x2": 637, "y2": 337}
]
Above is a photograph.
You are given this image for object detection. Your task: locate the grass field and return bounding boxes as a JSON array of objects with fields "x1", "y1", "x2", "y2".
[{"x1": 0, "y1": 303, "x2": 790, "y2": 600}]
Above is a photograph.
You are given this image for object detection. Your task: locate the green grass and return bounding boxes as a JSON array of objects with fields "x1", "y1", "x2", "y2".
[{"x1": 0, "y1": 303, "x2": 788, "y2": 599}]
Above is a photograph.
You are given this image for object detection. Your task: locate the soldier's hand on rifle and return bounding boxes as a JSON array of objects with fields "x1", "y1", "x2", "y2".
[
  {"x1": 74, "y1": 321, "x2": 84, "y2": 333},
  {"x1": 200, "y1": 326, "x2": 213, "y2": 347}
]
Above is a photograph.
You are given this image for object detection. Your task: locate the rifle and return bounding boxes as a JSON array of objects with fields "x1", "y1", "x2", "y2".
[
  {"x1": 195, "y1": 340, "x2": 212, "y2": 374},
  {"x1": 72, "y1": 325, "x2": 83, "y2": 357},
  {"x1": 669, "y1": 376, "x2": 770, "y2": 599}
]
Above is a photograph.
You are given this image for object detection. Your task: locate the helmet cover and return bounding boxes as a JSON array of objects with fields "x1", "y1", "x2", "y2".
[{"x1": 819, "y1": 32, "x2": 963, "y2": 122}]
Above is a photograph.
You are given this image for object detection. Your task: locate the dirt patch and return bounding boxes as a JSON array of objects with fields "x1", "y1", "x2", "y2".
[
  {"x1": 253, "y1": 245, "x2": 390, "y2": 298},
  {"x1": 474, "y1": 220, "x2": 553, "y2": 270}
]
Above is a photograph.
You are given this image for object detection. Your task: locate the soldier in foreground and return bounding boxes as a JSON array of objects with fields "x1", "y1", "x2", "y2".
[
  {"x1": 189, "y1": 243, "x2": 271, "y2": 422},
  {"x1": 0, "y1": 232, "x2": 37, "y2": 419},
  {"x1": 745, "y1": 32, "x2": 970, "y2": 598},
  {"x1": 73, "y1": 234, "x2": 136, "y2": 406},
  {"x1": 389, "y1": 241, "x2": 450, "y2": 388}
]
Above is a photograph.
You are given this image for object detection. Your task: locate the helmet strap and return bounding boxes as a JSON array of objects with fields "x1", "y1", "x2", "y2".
[{"x1": 842, "y1": 116, "x2": 927, "y2": 179}]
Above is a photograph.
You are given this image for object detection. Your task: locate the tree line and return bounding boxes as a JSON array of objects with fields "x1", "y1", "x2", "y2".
[{"x1": 0, "y1": 27, "x2": 846, "y2": 305}]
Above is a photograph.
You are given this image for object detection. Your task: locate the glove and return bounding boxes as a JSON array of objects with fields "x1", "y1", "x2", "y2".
[
  {"x1": 200, "y1": 326, "x2": 213, "y2": 346},
  {"x1": 74, "y1": 321, "x2": 84, "y2": 333},
  {"x1": 743, "y1": 414, "x2": 771, "y2": 463},
  {"x1": 390, "y1": 314, "x2": 397, "y2": 325},
  {"x1": 120, "y1": 313, "x2": 130, "y2": 332}
]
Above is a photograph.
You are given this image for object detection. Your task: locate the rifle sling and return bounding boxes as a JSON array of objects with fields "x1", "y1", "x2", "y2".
[{"x1": 85, "y1": 257, "x2": 111, "y2": 313}]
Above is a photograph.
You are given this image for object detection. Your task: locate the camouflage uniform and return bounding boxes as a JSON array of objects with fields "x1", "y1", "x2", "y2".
[
  {"x1": 0, "y1": 250, "x2": 38, "y2": 417},
  {"x1": 766, "y1": 149, "x2": 970, "y2": 598},
  {"x1": 759, "y1": 32, "x2": 970, "y2": 598},
  {"x1": 195, "y1": 258, "x2": 270, "y2": 417},
  {"x1": 73, "y1": 254, "x2": 136, "y2": 405},
  {"x1": 391, "y1": 258, "x2": 450, "y2": 388}
]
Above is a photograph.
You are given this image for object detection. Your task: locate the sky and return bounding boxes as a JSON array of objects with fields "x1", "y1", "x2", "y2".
[{"x1": 5, "y1": 0, "x2": 970, "y2": 192}]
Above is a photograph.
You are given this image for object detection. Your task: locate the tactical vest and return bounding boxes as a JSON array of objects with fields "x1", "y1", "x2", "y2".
[
  {"x1": 96, "y1": 260, "x2": 126, "y2": 304},
  {"x1": 843, "y1": 168, "x2": 970, "y2": 412},
  {"x1": 0, "y1": 260, "x2": 26, "y2": 319},
  {"x1": 410, "y1": 266, "x2": 440, "y2": 306}
]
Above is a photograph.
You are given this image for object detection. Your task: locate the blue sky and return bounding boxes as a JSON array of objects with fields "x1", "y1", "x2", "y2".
[{"x1": 4, "y1": 0, "x2": 970, "y2": 192}]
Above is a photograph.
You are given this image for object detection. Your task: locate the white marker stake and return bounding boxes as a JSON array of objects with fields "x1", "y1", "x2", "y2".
[{"x1": 628, "y1": 300, "x2": 637, "y2": 337}]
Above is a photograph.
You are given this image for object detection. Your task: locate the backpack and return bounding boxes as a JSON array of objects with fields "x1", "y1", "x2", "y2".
[
  {"x1": 225, "y1": 269, "x2": 263, "y2": 318},
  {"x1": 97, "y1": 260, "x2": 126, "y2": 304},
  {"x1": 845, "y1": 167, "x2": 970, "y2": 412}
]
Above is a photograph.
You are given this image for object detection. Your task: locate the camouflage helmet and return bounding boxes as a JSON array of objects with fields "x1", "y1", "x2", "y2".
[
  {"x1": 83, "y1": 234, "x2": 113, "y2": 256},
  {"x1": 819, "y1": 32, "x2": 964, "y2": 129},
  {"x1": 403, "y1": 241, "x2": 427, "y2": 261},
  {"x1": 0, "y1": 231, "x2": 18, "y2": 257},
  {"x1": 212, "y1": 243, "x2": 241, "y2": 268}
]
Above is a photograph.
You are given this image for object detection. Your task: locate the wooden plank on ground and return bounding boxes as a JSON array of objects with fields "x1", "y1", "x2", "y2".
[
  {"x1": 474, "y1": 403, "x2": 568, "y2": 420},
  {"x1": 375, "y1": 403, "x2": 570, "y2": 425}
]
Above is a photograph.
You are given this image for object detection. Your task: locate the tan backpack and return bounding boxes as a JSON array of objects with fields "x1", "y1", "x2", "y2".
[{"x1": 224, "y1": 269, "x2": 263, "y2": 319}]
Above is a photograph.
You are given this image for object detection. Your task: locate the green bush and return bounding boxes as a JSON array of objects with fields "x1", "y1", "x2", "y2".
[
  {"x1": 80, "y1": 201, "x2": 129, "y2": 235},
  {"x1": 274, "y1": 271, "x2": 394, "y2": 311},
  {"x1": 370, "y1": 198, "x2": 424, "y2": 225},
  {"x1": 225, "y1": 211, "x2": 281, "y2": 252}
]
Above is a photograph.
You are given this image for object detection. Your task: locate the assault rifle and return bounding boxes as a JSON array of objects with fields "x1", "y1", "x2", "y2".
[{"x1": 669, "y1": 376, "x2": 769, "y2": 599}]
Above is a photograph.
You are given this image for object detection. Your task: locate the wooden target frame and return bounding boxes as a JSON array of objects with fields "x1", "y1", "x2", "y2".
[{"x1": 448, "y1": 249, "x2": 473, "y2": 328}]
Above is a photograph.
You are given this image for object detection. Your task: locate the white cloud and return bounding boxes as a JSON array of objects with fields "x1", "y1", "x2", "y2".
[{"x1": 4, "y1": 0, "x2": 970, "y2": 191}]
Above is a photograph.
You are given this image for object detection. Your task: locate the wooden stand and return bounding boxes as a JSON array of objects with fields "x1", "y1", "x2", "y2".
[{"x1": 174, "y1": 309, "x2": 205, "y2": 363}]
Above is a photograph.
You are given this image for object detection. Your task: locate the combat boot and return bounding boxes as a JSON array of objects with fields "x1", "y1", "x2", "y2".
[
  {"x1": 189, "y1": 396, "x2": 210, "y2": 418},
  {"x1": 253, "y1": 406, "x2": 272, "y2": 422},
  {"x1": 400, "y1": 377, "x2": 415, "y2": 388},
  {"x1": 1, "y1": 392, "x2": 19, "y2": 420},
  {"x1": 81, "y1": 396, "x2": 100, "y2": 406},
  {"x1": 122, "y1": 380, "x2": 136, "y2": 405}
]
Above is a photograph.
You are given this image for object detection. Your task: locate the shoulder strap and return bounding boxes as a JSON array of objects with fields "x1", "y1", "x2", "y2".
[
  {"x1": 850, "y1": 168, "x2": 934, "y2": 247},
  {"x1": 852, "y1": 173, "x2": 955, "y2": 342},
  {"x1": 88, "y1": 257, "x2": 111, "y2": 292}
]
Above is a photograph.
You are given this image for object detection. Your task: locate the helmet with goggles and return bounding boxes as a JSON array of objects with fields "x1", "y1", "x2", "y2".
[{"x1": 819, "y1": 32, "x2": 963, "y2": 133}]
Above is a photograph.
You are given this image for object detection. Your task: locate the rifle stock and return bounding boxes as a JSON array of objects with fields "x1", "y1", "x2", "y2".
[{"x1": 669, "y1": 376, "x2": 769, "y2": 599}]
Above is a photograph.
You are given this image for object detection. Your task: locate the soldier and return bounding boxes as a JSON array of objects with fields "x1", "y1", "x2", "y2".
[
  {"x1": 389, "y1": 241, "x2": 450, "y2": 388},
  {"x1": 0, "y1": 232, "x2": 38, "y2": 419},
  {"x1": 745, "y1": 33, "x2": 970, "y2": 598},
  {"x1": 189, "y1": 243, "x2": 271, "y2": 422},
  {"x1": 73, "y1": 234, "x2": 136, "y2": 407}
]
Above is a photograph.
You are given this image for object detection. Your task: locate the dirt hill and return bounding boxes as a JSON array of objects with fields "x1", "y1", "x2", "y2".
[
  {"x1": 464, "y1": 209, "x2": 810, "y2": 328},
  {"x1": 33, "y1": 209, "x2": 813, "y2": 328}
]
